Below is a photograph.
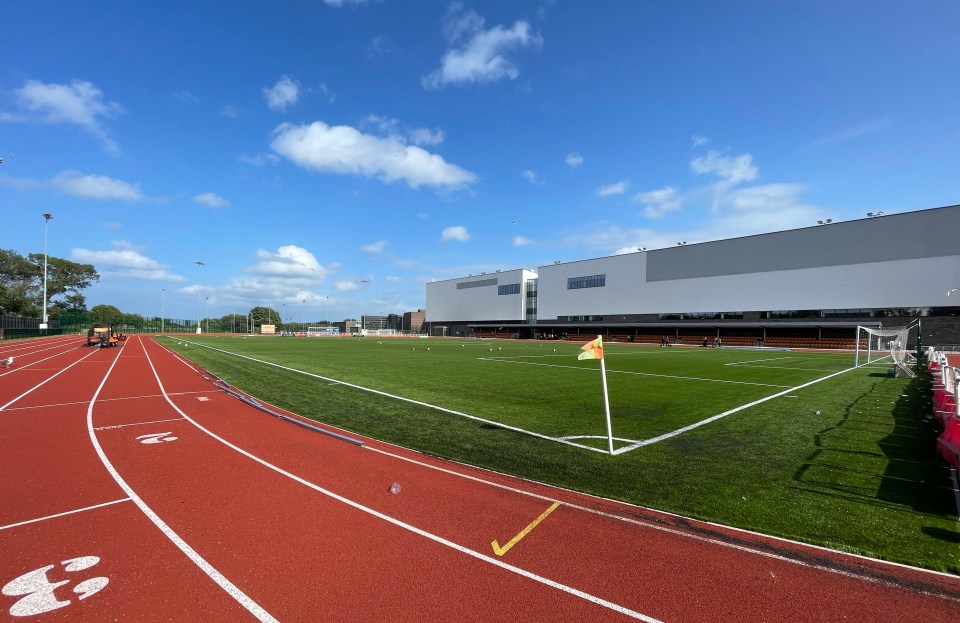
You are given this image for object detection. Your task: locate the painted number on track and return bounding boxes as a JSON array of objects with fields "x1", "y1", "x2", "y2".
[
  {"x1": 136, "y1": 432, "x2": 178, "y2": 444},
  {"x1": 2, "y1": 556, "x2": 109, "y2": 617}
]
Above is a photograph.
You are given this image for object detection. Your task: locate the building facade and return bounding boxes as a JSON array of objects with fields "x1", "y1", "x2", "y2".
[{"x1": 424, "y1": 205, "x2": 960, "y2": 345}]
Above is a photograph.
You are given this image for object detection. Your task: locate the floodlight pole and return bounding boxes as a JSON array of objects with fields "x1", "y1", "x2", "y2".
[
  {"x1": 360, "y1": 280, "x2": 370, "y2": 333},
  {"x1": 193, "y1": 260, "x2": 204, "y2": 334},
  {"x1": 42, "y1": 213, "x2": 53, "y2": 332},
  {"x1": 161, "y1": 288, "x2": 166, "y2": 334}
]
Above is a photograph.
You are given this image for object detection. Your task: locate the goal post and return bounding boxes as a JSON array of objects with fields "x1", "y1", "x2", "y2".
[
  {"x1": 306, "y1": 326, "x2": 338, "y2": 336},
  {"x1": 855, "y1": 321, "x2": 919, "y2": 378}
]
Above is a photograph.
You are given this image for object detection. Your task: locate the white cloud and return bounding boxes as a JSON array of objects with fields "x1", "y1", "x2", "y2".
[
  {"x1": 250, "y1": 245, "x2": 329, "y2": 280},
  {"x1": 522, "y1": 169, "x2": 544, "y2": 185},
  {"x1": 0, "y1": 173, "x2": 43, "y2": 191},
  {"x1": 239, "y1": 153, "x2": 280, "y2": 166},
  {"x1": 691, "y1": 134, "x2": 708, "y2": 147},
  {"x1": 334, "y1": 280, "x2": 359, "y2": 291},
  {"x1": 595, "y1": 181, "x2": 629, "y2": 197},
  {"x1": 441, "y1": 225, "x2": 471, "y2": 242},
  {"x1": 362, "y1": 114, "x2": 445, "y2": 146},
  {"x1": 263, "y1": 76, "x2": 300, "y2": 111},
  {"x1": 367, "y1": 36, "x2": 397, "y2": 57},
  {"x1": 633, "y1": 186, "x2": 684, "y2": 218},
  {"x1": 171, "y1": 91, "x2": 198, "y2": 104},
  {"x1": 220, "y1": 105, "x2": 241, "y2": 118},
  {"x1": 565, "y1": 152, "x2": 584, "y2": 168},
  {"x1": 71, "y1": 241, "x2": 183, "y2": 281},
  {"x1": 51, "y1": 170, "x2": 143, "y2": 201},
  {"x1": 9, "y1": 79, "x2": 123, "y2": 154},
  {"x1": 385, "y1": 275, "x2": 402, "y2": 283},
  {"x1": 422, "y1": 5, "x2": 543, "y2": 89},
  {"x1": 271, "y1": 121, "x2": 477, "y2": 190},
  {"x1": 513, "y1": 235, "x2": 534, "y2": 247},
  {"x1": 690, "y1": 150, "x2": 758, "y2": 185},
  {"x1": 807, "y1": 117, "x2": 894, "y2": 149},
  {"x1": 361, "y1": 240, "x2": 388, "y2": 253},
  {"x1": 324, "y1": 0, "x2": 367, "y2": 6},
  {"x1": 193, "y1": 192, "x2": 229, "y2": 208}
]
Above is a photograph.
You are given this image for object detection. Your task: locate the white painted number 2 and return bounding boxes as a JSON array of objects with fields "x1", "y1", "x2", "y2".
[
  {"x1": 136, "y1": 432, "x2": 178, "y2": 444},
  {"x1": 2, "y1": 556, "x2": 109, "y2": 617}
]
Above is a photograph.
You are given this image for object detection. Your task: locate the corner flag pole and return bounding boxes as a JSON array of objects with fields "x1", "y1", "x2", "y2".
[{"x1": 599, "y1": 354, "x2": 614, "y2": 454}]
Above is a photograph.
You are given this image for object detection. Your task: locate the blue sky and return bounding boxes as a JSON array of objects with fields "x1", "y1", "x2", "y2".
[{"x1": 2, "y1": 1, "x2": 958, "y2": 323}]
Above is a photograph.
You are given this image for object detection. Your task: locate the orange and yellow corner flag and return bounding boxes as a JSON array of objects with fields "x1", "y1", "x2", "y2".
[{"x1": 577, "y1": 336, "x2": 604, "y2": 360}]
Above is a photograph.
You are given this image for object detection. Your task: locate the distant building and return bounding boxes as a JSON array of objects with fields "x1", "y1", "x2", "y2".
[{"x1": 425, "y1": 204, "x2": 960, "y2": 345}]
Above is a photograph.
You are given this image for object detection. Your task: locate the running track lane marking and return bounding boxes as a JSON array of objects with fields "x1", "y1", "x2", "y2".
[
  {"x1": 94, "y1": 417, "x2": 185, "y2": 431},
  {"x1": 0, "y1": 341, "x2": 95, "y2": 378},
  {"x1": 0, "y1": 499, "x2": 131, "y2": 532},
  {"x1": 2, "y1": 391, "x2": 218, "y2": 412},
  {"x1": 141, "y1": 340, "x2": 662, "y2": 621},
  {"x1": 363, "y1": 444, "x2": 960, "y2": 601},
  {"x1": 85, "y1": 338, "x2": 279, "y2": 623},
  {"x1": 491, "y1": 502, "x2": 559, "y2": 557},
  {"x1": 0, "y1": 348, "x2": 102, "y2": 411}
]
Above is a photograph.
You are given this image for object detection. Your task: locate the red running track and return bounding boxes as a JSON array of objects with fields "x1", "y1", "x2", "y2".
[{"x1": 1, "y1": 335, "x2": 958, "y2": 621}]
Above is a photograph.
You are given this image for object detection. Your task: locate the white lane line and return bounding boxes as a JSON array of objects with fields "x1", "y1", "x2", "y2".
[
  {"x1": 0, "y1": 348, "x2": 102, "y2": 411},
  {"x1": 172, "y1": 340, "x2": 609, "y2": 454},
  {"x1": 94, "y1": 417, "x2": 185, "y2": 431},
  {"x1": 478, "y1": 358, "x2": 792, "y2": 388},
  {"x1": 0, "y1": 498, "x2": 131, "y2": 531},
  {"x1": 87, "y1": 336, "x2": 278, "y2": 623},
  {"x1": 2, "y1": 390, "x2": 218, "y2": 412},
  {"x1": 0, "y1": 342, "x2": 95, "y2": 378},
  {"x1": 363, "y1": 443, "x2": 959, "y2": 601},
  {"x1": 141, "y1": 340, "x2": 660, "y2": 621}
]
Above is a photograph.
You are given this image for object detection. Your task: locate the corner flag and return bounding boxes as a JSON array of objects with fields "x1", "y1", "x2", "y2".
[
  {"x1": 578, "y1": 336, "x2": 604, "y2": 360},
  {"x1": 577, "y1": 335, "x2": 614, "y2": 454}
]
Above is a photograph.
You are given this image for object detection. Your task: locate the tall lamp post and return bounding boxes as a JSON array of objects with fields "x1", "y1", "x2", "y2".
[
  {"x1": 42, "y1": 213, "x2": 53, "y2": 331},
  {"x1": 193, "y1": 260, "x2": 204, "y2": 334},
  {"x1": 360, "y1": 279, "x2": 370, "y2": 333},
  {"x1": 205, "y1": 297, "x2": 210, "y2": 333},
  {"x1": 161, "y1": 288, "x2": 166, "y2": 334},
  {"x1": 301, "y1": 299, "x2": 306, "y2": 333},
  {"x1": 325, "y1": 296, "x2": 330, "y2": 326}
]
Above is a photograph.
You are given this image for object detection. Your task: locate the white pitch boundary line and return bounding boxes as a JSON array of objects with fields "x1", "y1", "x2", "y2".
[
  {"x1": 140, "y1": 340, "x2": 661, "y2": 622},
  {"x1": 723, "y1": 364, "x2": 844, "y2": 373},
  {"x1": 611, "y1": 365, "x2": 859, "y2": 455},
  {"x1": 479, "y1": 357, "x2": 792, "y2": 389},
  {"x1": 0, "y1": 498, "x2": 131, "y2": 532},
  {"x1": 725, "y1": 356, "x2": 798, "y2": 366},
  {"x1": 86, "y1": 337, "x2": 279, "y2": 623},
  {"x1": 176, "y1": 340, "x2": 610, "y2": 454}
]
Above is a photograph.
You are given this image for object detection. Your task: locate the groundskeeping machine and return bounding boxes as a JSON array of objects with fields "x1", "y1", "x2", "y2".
[{"x1": 86, "y1": 323, "x2": 124, "y2": 347}]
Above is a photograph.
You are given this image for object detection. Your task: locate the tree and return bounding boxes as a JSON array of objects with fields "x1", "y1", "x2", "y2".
[
  {"x1": 90, "y1": 304, "x2": 122, "y2": 322},
  {"x1": 249, "y1": 306, "x2": 280, "y2": 327},
  {"x1": 0, "y1": 249, "x2": 99, "y2": 318}
]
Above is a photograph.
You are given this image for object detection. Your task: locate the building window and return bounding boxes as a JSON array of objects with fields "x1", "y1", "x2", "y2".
[
  {"x1": 498, "y1": 283, "x2": 521, "y2": 295},
  {"x1": 567, "y1": 274, "x2": 606, "y2": 289}
]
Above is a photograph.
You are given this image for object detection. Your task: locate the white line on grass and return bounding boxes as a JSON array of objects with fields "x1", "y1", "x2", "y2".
[
  {"x1": 0, "y1": 498, "x2": 131, "y2": 531},
  {"x1": 478, "y1": 357, "x2": 792, "y2": 388},
  {"x1": 177, "y1": 340, "x2": 612, "y2": 454},
  {"x1": 725, "y1": 356, "x2": 798, "y2": 366},
  {"x1": 611, "y1": 365, "x2": 859, "y2": 455},
  {"x1": 141, "y1": 341, "x2": 662, "y2": 622}
]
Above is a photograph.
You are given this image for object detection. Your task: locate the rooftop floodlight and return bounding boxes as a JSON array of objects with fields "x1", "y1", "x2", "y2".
[{"x1": 867, "y1": 212, "x2": 874, "y2": 217}]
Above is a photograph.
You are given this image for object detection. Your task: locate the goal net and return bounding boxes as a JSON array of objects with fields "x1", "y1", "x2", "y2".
[
  {"x1": 306, "y1": 326, "x2": 338, "y2": 336},
  {"x1": 855, "y1": 321, "x2": 919, "y2": 378}
]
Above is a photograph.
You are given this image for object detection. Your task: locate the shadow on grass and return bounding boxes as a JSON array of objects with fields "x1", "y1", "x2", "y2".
[{"x1": 793, "y1": 373, "x2": 954, "y2": 517}]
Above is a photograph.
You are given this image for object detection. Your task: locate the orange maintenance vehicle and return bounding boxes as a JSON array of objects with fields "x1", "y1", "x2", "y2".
[{"x1": 86, "y1": 323, "x2": 124, "y2": 347}]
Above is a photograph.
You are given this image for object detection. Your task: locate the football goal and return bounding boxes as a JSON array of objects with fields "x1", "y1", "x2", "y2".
[
  {"x1": 855, "y1": 321, "x2": 919, "y2": 378},
  {"x1": 306, "y1": 326, "x2": 338, "y2": 337}
]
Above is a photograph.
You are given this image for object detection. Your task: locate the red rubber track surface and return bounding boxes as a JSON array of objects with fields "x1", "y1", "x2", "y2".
[{"x1": 1, "y1": 335, "x2": 958, "y2": 622}]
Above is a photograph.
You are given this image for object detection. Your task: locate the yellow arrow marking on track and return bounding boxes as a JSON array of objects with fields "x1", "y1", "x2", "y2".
[{"x1": 491, "y1": 502, "x2": 560, "y2": 557}]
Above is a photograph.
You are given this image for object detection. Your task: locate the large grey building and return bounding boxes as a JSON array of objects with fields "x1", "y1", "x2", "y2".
[{"x1": 425, "y1": 204, "x2": 960, "y2": 346}]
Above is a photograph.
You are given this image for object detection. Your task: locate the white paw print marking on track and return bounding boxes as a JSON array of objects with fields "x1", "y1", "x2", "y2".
[
  {"x1": 136, "y1": 432, "x2": 178, "y2": 444},
  {"x1": 3, "y1": 556, "x2": 109, "y2": 617}
]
